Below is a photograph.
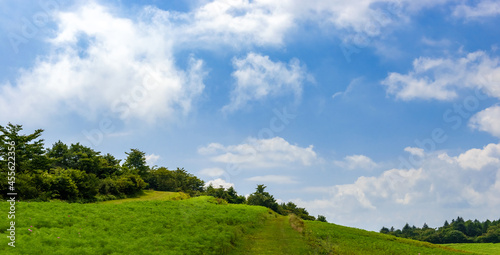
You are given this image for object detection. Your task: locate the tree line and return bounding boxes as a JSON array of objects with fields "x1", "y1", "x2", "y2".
[
  {"x1": 0, "y1": 123, "x2": 326, "y2": 222},
  {"x1": 380, "y1": 216, "x2": 500, "y2": 243}
]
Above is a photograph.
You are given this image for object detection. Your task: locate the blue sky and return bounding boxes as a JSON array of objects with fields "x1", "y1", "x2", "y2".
[{"x1": 2, "y1": 0, "x2": 500, "y2": 231}]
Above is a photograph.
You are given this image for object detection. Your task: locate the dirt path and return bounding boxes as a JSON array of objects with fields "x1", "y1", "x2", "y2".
[{"x1": 230, "y1": 215, "x2": 311, "y2": 255}]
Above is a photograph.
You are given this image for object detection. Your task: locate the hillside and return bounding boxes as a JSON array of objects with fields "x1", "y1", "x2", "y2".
[{"x1": 1, "y1": 192, "x2": 474, "y2": 254}]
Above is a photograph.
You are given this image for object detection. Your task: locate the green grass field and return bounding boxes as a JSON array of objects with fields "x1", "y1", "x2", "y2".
[
  {"x1": 1, "y1": 194, "x2": 270, "y2": 254},
  {"x1": 443, "y1": 243, "x2": 500, "y2": 255},
  {"x1": 229, "y1": 214, "x2": 311, "y2": 254},
  {"x1": 98, "y1": 190, "x2": 189, "y2": 204},
  {"x1": 0, "y1": 192, "x2": 488, "y2": 254},
  {"x1": 303, "y1": 221, "x2": 472, "y2": 254}
]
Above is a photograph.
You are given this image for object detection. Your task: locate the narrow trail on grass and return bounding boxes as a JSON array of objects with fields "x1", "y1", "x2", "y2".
[{"x1": 231, "y1": 215, "x2": 311, "y2": 255}]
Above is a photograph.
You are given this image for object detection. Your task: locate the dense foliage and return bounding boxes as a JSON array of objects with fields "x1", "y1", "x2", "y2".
[
  {"x1": 0, "y1": 123, "x2": 203, "y2": 202},
  {"x1": 146, "y1": 167, "x2": 205, "y2": 196},
  {"x1": 0, "y1": 124, "x2": 321, "y2": 221},
  {"x1": 381, "y1": 216, "x2": 500, "y2": 244}
]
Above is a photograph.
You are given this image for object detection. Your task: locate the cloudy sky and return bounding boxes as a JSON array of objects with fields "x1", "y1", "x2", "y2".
[{"x1": 2, "y1": 0, "x2": 500, "y2": 231}]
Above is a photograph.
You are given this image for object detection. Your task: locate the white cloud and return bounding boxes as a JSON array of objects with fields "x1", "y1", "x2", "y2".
[
  {"x1": 296, "y1": 144, "x2": 500, "y2": 231},
  {"x1": 198, "y1": 136, "x2": 317, "y2": 169},
  {"x1": 3, "y1": 1, "x2": 476, "y2": 125},
  {"x1": 205, "y1": 178, "x2": 234, "y2": 190},
  {"x1": 404, "y1": 147, "x2": 425, "y2": 157},
  {"x1": 145, "y1": 153, "x2": 160, "y2": 166},
  {"x1": 246, "y1": 175, "x2": 298, "y2": 184},
  {"x1": 382, "y1": 51, "x2": 500, "y2": 101},
  {"x1": 455, "y1": 143, "x2": 500, "y2": 170},
  {"x1": 223, "y1": 52, "x2": 310, "y2": 113},
  {"x1": 161, "y1": 0, "x2": 295, "y2": 48},
  {"x1": 0, "y1": 3, "x2": 206, "y2": 125},
  {"x1": 470, "y1": 105, "x2": 500, "y2": 138},
  {"x1": 152, "y1": 0, "x2": 416, "y2": 50},
  {"x1": 199, "y1": 167, "x2": 226, "y2": 177},
  {"x1": 334, "y1": 154, "x2": 378, "y2": 170},
  {"x1": 453, "y1": 1, "x2": 500, "y2": 19}
]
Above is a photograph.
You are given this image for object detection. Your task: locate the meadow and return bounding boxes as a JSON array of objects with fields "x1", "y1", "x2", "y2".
[
  {"x1": 443, "y1": 243, "x2": 500, "y2": 255},
  {"x1": 0, "y1": 194, "x2": 270, "y2": 254},
  {"x1": 304, "y1": 221, "x2": 472, "y2": 254},
  {"x1": 0, "y1": 191, "x2": 485, "y2": 254}
]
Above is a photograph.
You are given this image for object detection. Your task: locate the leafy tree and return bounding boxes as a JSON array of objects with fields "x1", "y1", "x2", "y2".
[
  {"x1": 380, "y1": 227, "x2": 390, "y2": 234},
  {"x1": 478, "y1": 225, "x2": 500, "y2": 243},
  {"x1": 317, "y1": 215, "x2": 327, "y2": 223},
  {"x1": 46, "y1": 141, "x2": 69, "y2": 168},
  {"x1": 124, "y1": 149, "x2": 149, "y2": 178},
  {"x1": 444, "y1": 220, "x2": 449, "y2": 227},
  {"x1": 443, "y1": 230, "x2": 468, "y2": 243},
  {"x1": 66, "y1": 143, "x2": 101, "y2": 175},
  {"x1": 247, "y1": 185, "x2": 279, "y2": 212},
  {"x1": 98, "y1": 153, "x2": 122, "y2": 178},
  {"x1": 205, "y1": 185, "x2": 245, "y2": 204},
  {"x1": 226, "y1": 186, "x2": 245, "y2": 204},
  {"x1": 98, "y1": 177, "x2": 122, "y2": 197},
  {"x1": 115, "y1": 174, "x2": 147, "y2": 196},
  {"x1": 0, "y1": 123, "x2": 48, "y2": 173}
]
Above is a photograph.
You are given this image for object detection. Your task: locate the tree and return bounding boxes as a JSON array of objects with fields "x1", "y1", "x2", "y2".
[
  {"x1": 317, "y1": 215, "x2": 327, "y2": 223},
  {"x1": 98, "y1": 153, "x2": 121, "y2": 178},
  {"x1": 226, "y1": 186, "x2": 245, "y2": 204},
  {"x1": 0, "y1": 123, "x2": 48, "y2": 173},
  {"x1": 115, "y1": 174, "x2": 147, "y2": 196},
  {"x1": 247, "y1": 184, "x2": 279, "y2": 212},
  {"x1": 443, "y1": 230, "x2": 468, "y2": 243},
  {"x1": 380, "y1": 227, "x2": 390, "y2": 234},
  {"x1": 66, "y1": 143, "x2": 101, "y2": 175},
  {"x1": 124, "y1": 149, "x2": 149, "y2": 178},
  {"x1": 46, "y1": 141, "x2": 69, "y2": 168}
]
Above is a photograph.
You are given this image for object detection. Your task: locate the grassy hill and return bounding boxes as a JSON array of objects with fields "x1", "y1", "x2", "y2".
[
  {"x1": 0, "y1": 192, "x2": 477, "y2": 254},
  {"x1": 443, "y1": 243, "x2": 500, "y2": 255}
]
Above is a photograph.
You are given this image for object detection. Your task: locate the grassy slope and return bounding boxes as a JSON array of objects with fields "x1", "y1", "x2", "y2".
[
  {"x1": 98, "y1": 190, "x2": 189, "y2": 204},
  {"x1": 443, "y1": 243, "x2": 500, "y2": 255},
  {"x1": 229, "y1": 214, "x2": 311, "y2": 255},
  {"x1": 0, "y1": 193, "x2": 269, "y2": 255},
  {"x1": 0, "y1": 192, "x2": 482, "y2": 254},
  {"x1": 305, "y1": 221, "x2": 473, "y2": 254}
]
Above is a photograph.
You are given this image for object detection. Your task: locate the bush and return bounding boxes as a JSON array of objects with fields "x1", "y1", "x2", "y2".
[
  {"x1": 116, "y1": 174, "x2": 147, "y2": 196},
  {"x1": 443, "y1": 230, "x2": 468, "y2": 243}
]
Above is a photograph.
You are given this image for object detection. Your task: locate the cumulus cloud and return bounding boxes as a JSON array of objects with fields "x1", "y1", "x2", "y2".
[
  {"x1": 453, "y1": 1, "x2": 500, "y2": 19},
  {"x1": 297, "y1": 144, "x2": 500, "y2": 231},
  {"x1": 222, "y1": 52, "x2": 310, "y2": 113},
  {"x1": 198, "y1": 137, "x2": 317, "y2": 169},
  {"x1": 0, "y1": 3, "x2": 206, "y2": 125},
  {"x1": 205, "y1": 178, "x2": 234, "y2": 190},
  {"x1": 2, "y1": 1, "x2": 476, "y2": 125},
  {"x1": 454, "y1": 143, "x2": 500, "y2": 170},
  {"x1": 246, "y1": 175, "x2": 298, "y2": 184},
  {"x1": 145, "y1": 153, "x2": 160, "y2": 166},
  {"x1": 382, "y1": 51, "x2": 500, "y2": 101},
  {"x1": 334, "y1": 154, "x2": 378, "y2": 170},
  {"x1": 470, "y1": 105, "x2": 500, "y2": 138},
  {"x1": 161, "y1": 0, "x2": 413, "y2": 48}
]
